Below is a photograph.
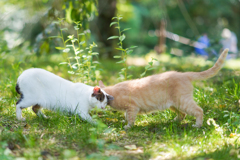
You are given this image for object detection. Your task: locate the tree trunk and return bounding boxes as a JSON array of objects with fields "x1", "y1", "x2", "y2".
[{"x1": 93, "y1": 0, "x2": 117, "y2": 58}]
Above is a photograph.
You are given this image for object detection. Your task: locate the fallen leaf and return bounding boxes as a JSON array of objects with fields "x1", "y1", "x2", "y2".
[
  {"x1": 124, "y1": 144, "x2": 137, "y2": 150},
  {"x1": 15, "y1": 144, "x2": 21, "y2": 149},
  {"x1": 106, "y1": 118, "x2": 118, "y2": 122},
  {"x1": 24, "y1": 124, "x2": 31, "y2": 129},
  {"x1": 119, "y1": 130, "x2": 126, "y2": 134},
  {"x1": 229, "y1": 133, "x2": 236, "y2": 138}
]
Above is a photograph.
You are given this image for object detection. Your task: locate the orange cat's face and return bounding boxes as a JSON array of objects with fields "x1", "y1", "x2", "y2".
[{"x1": 100, "y1": 49, "x2": 229, "y2": 129}]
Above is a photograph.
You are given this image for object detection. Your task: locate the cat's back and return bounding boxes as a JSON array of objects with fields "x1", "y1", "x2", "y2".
[
  {"x1": 117, "y1": 71, "x2": 183, "y2": 89},
  {"x1": 19, "y1": 68, "x2": 69, "y2": 82},
  {"x1": 18, "y1": 68, "x2": 73, "y2": 90},
  {"x1": 19, "y1": 68, "x2": 57, "y2": 79}
]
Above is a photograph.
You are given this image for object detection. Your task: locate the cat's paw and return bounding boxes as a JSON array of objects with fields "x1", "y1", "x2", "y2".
[
  {"x1": 21, "y1": 117, "x2": 26, "y2": 121},
  {"x1": 42, "y1": 115, "x2": 48, "y2": 119},
  {"x1": 124, "y1": 124, "x2": 132, "y2": 130}
]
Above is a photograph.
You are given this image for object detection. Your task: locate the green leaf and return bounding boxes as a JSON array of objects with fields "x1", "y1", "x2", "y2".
[
  {"x1": 49, "y1": 36, "x2": 61, "y2": 39},
  {"x1": 61, "y1": 28, "x2": 68, "y2": 31},
  {"x1": 151, "y1": 58, "x2": 159, "y2": 61},
  {"x1": 110, "y1": 22, "x2": 117, "y2": 27},
  {"x1": 63, "y1": 48, "x2": 70, "y2": 53},
  {"x1": 117, "y1": 16, "x2": 123, "y2": 20},
  {"x1": 119, "y1": 34, "x2": 126, "y2": 41},
  {"x1": 52, "y1": 21, "x2": 60, "y2": 25},
  {"x1": 68, "y1": 35, "x2": 74, "y2": 39},
  {"x1": 71, "y1": 38, "x2": 78, "y2": 43},
  {"x1": 121, "y1": 68, "x2": 126, "y2": 71},
  {"x1": 147, "y1": 67, "x2": 155, "y2": 70},
  {"x1": 128, "y1": 66, "x2": 135, "y2": 69},
  {"x1": 127, "y1": 75, "x2": 133, "y2": 79},
  {"x1": 113, "y1": 56, "x2": 121, "y2": 58},
  {"x1": 116, "y1": 60, "x2": 126, "y2": 64},
  {"x1": 140, "y1": 72, "x2": 146, "y2": 77},
  {"x1": 79, "y1": 41, "x2": 85, "y2": 45},
  {"x1": 126, "y1": 50, "x2": 133, "y2": 55},
  {"x1": 68, "y1": 71, "x2": 75, "y2": 74},
  {"x1": 130, "y1": 46, "x2": 138, "y2": 49},
  {"x1": 74, "y1": 26, "x2": 79, "y2": 30},
  {"x1": 121, "y1": 28, "x2": 131, "y2": 32},
  {"x1": 107, "y1": 36, "x2": 119, "y2": 40},
  {"x1": 117, "y1": 77, "x2": 124, "y2": 81},
  {"x1": 115, "y1": 48, "x2": 125, "y2": 51},
  {"x1": 55, "y1": 47, "x2": 65, "y2": 50},
  {"x1": 148, "y1": 62, "x2": 153, "y2": 66},
  {"x1": 59, "y1": 62, "x2": 68, "y2": 65},
  {"x1": 92, "y1": 52, "x2": 99, "y2": 55},
  {"x1": 112, "y1": 17, "x2": 118, "y2": 20},
  {"x1": 64, "y1": 39, "x2": 71, "y2": 43},
  {"x1": 145, "y1": 65, "x2": 150, "y2": 70},
  {"x1": 75, "y1": 50, "x2": 83, "y2": 55},
  {"x1": 78, "y1": 33, "x2": 85, "y2": 36}
]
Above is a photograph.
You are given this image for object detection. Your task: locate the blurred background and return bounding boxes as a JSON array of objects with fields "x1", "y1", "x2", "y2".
[{"x1": 0, "y1": 0, "x2": 239, "y2": 62}]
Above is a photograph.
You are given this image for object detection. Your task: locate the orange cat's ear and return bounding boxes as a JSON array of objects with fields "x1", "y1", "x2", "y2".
[
  {"x1": 93, "y1": 86, "x2": 101, "y2": 95},
  {"x1": 99, "y1": 80, "x2": 105, "y2": 88}
]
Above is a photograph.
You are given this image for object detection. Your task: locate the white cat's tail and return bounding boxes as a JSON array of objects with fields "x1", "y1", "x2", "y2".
[{"x1": 185, "y1": 48, "x2": 229, "y2": 81}]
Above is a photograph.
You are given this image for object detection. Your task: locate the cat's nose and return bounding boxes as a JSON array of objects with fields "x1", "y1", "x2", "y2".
[{"x1": 101, "y1": 106, "x2": 104, "y2": 109}]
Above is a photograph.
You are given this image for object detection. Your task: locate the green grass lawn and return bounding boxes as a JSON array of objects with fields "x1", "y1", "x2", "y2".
[{"x1": 1, "y1": 52, "x2": 240, "y2": 160}]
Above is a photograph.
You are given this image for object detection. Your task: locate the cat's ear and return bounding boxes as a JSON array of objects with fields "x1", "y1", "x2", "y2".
[
  {"x1": 99, "y1": 80, "x2": 105, "y2": 88},
  {"x1": 92, "y1": 86, "x2": 101, "y2": 96},
  {"x1": 107, "y1": 94, "x2": 114, "y2": 101}
]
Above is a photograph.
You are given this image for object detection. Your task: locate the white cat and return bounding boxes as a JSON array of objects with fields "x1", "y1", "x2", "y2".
[{"x1": 15, "y1": 68, "x2": 114, "y2": 123}]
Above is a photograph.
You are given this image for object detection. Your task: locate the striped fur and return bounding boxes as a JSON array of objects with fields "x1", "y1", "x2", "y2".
[{"x1": 100, "y1": 48, "x2": 229, "y2": 129}]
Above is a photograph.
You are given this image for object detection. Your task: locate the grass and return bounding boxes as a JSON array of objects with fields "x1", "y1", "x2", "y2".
[{"x1": 1, "y1": 51, "x2": 240, "y2": 160}]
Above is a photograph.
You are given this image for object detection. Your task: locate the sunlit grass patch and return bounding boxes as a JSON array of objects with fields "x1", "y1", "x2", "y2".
[{"x1": 1, "y1": 50, "x2": 240, "y2": 159}]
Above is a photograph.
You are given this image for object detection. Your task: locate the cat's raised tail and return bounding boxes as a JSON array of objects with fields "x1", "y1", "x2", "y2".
[{"x1": 185, "y1": 48, "x2": 229, "y2": 81}]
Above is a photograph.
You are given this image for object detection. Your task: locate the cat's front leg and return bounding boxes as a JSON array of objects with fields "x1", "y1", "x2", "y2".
[
  {"x1": 124, "y1": 107, "x2": 139, "y2": 130},
  {"x1": 78, "y1": 112, "x2": 97, "y2": 125},
  {"x1": 16, "y1": 106, "x2": 26, "y2": 121}
]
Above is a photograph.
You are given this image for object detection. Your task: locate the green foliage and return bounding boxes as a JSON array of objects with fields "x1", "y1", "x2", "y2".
[
  {"x1": 108, "y1": 15, "x2": 137, "y2": 81},
  {"x1": 50, "y1": 18, "x2": 99, "y2": 84},
  {"x1": 140, "y1": 57, "x2": 158, "y2": 78},
  {"x1": 0, "y1": 142, "x2": 14, "y2": 160},
  {"x1": 63, "y1": 0, "x2": 98, "y2": 25}
]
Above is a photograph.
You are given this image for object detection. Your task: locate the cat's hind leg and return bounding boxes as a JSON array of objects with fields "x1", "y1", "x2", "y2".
[
  {"x1": 124, "y1": 107, "x2": 139, "y2": 129},
  {"x1": 180, "y1": 99, "x2": 203, "y2": 128},
  {"x1": 170, "y1": 106, "x2": 186, "y2": 121},
  {"x1": 32, "y1": 105, "x2": 48, "y2": 119}
]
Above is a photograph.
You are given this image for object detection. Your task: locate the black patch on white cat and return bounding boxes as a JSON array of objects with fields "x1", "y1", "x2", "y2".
[
  {"x1": 32, "y1": 104, "x2": 41, "y2": 113},
  {"x1": 16, "y1": 83, "x2": 24, "y2": 105},
  {"x1": 92, "y1": 89, "x2": 105, "y2": 102},
  {"x1": 96, "y1": 93, "x2": 105, "y2": 102}
]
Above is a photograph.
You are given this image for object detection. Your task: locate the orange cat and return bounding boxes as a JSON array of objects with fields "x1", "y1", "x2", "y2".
[{"x1": 100, "y1": 49, "x2": 229, "y2": 129}]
